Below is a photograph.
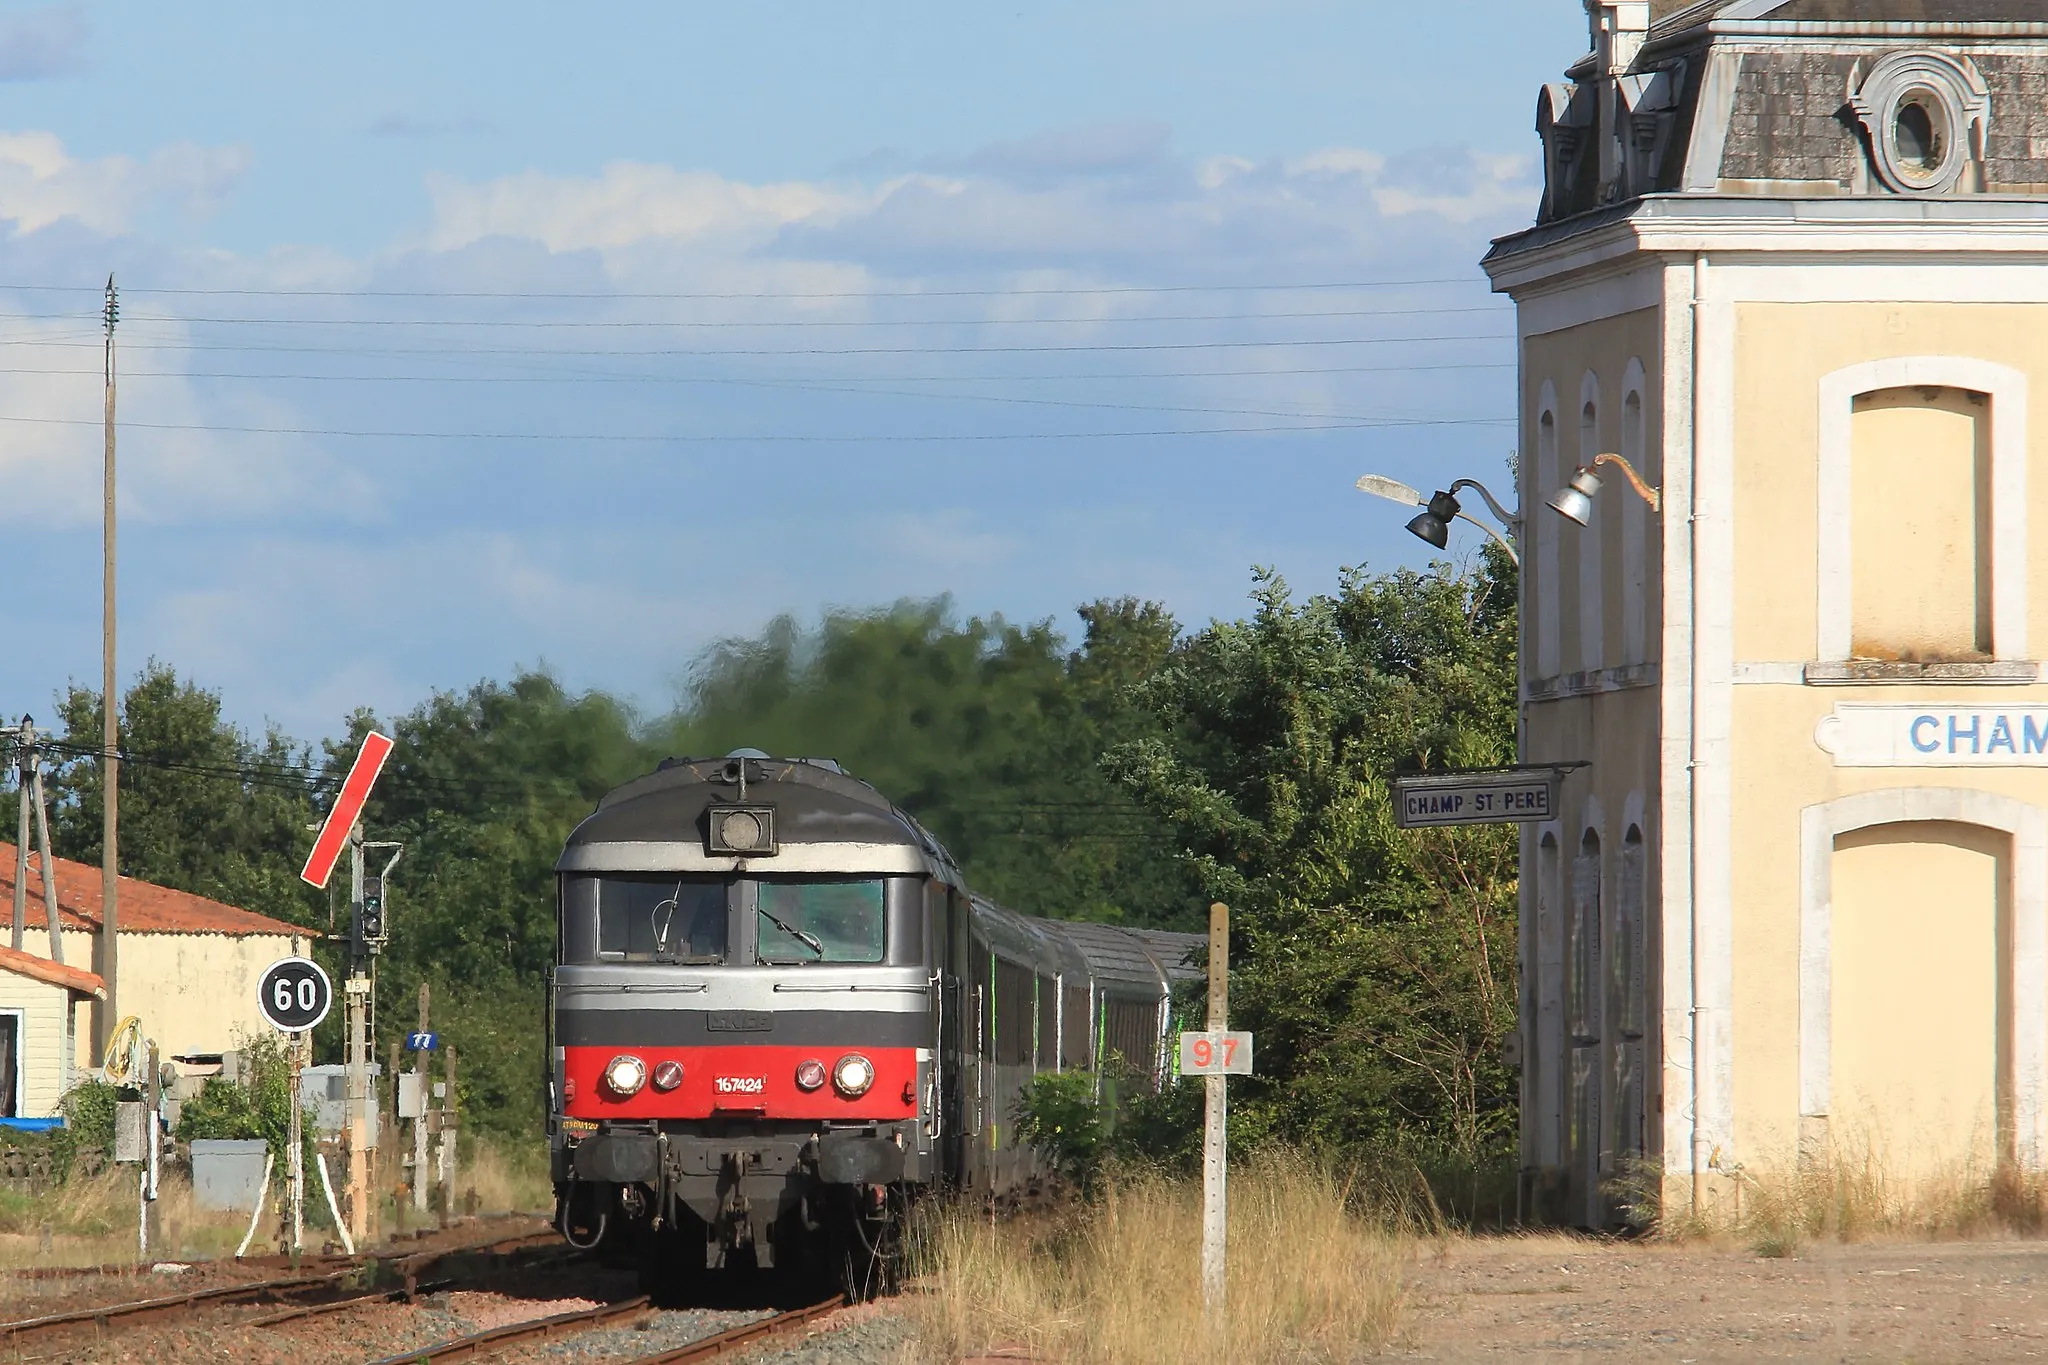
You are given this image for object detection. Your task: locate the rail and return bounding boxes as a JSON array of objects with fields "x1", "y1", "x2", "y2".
[{"x1": 362, "y1": 1295, "x2": 847, "y2": 1365}]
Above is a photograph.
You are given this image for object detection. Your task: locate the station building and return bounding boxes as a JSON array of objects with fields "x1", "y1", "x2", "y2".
[
  {"x1": 0, "y1": 843, "x2": 310, "y2": 1118},
  {"x1": 1485, "y1": 0, "x2": 2048, "y2": 1224}
]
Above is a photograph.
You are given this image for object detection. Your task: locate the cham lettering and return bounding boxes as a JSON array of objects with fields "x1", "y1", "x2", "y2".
[{"x1": 1907, "y1": 713, "x2": 2048, "y2": 757}]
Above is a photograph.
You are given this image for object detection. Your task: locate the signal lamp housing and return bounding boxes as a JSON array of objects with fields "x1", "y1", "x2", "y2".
[
  {"x1": 706, "y1": 804, "x2": 778, "y2": 856},
  {"x1": 795, "y1": 1059, "x2": 827, "y2": 1092}
]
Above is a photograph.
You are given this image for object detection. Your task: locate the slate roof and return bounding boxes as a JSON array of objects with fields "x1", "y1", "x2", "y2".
[
  {"x1": 0, "y1": 844, "x2": 311, "y2": 938},
  {"x1": 0, "y1": 944, "x2": 104, "y2": 998}
]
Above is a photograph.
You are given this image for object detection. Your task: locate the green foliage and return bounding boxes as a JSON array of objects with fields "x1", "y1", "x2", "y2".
[
  {"x1": 1107, "y1": 549, "x2": 1521, "y2": 1158},
  {"x1": 173, "y1": 1034, "x2": 306, "y2": 1158},
  {"x1": 47, "y1": 661, "x2": 326, "y2": 932},
  {"x1": 663, "y1": 597, "x2": 1197, "y2": 929},
  {"x1": 61, "y1": 1077, "x2": 121, "y2": 1158},
  {"x1": 1012, "y1": 1072, "x2": 1107, "y2": 1184}
]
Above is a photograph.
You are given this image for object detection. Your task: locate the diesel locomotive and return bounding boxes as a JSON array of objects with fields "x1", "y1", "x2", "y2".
[{"x1": 548, "y1": 751, "x2": 1202, "y2": 1295}]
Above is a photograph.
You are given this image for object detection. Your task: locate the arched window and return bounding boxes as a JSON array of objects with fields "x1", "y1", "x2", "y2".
[
  {"x1": 1569, "y1": 829, "x2": 1602, "y2": 1044},
  {"x1": 1536, "y1": 831, "x2": 1564, "y2": 1165},
  {"x1": 1621, "y1": 378, "x2": 1650, "y2": 665},
  {"x1": 1578, "y1": 385, "x2": 1604, "y2": 672},
  {"x1": 1536, "y1": 402, "x2": 1561, "y2": 677},
  {"x1": 1612, "y1": 826, "x2": 1648, "y2": 1166}
]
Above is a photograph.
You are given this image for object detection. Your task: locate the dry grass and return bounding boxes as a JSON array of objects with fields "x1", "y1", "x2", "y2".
[
  {"x1": 0, "y1": 1170, "x2": 253, "y2": 1268},
  {"x1": 458, "y1": 1137, "x2": 552, "y2": 1216},
  {"x1": 1635, "y1": 1143, "x2": 2048, "y2": 1256},
  {"x1": 908, "y1": 1153, "x2": 1405, "y2": 1365}
]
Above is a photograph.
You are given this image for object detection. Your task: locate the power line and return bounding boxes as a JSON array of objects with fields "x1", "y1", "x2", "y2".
[
  {"x1": 79, "y1": 305, "x2": 1511, "y2": 330},
  {"x1": 27, "y1": 331, "x2": 1513, "y2": 360},
  {"x1": 0, "y1": 359, "x2": 1519, "y2": 384},
  {"x1": 0, "y1": 412, "x2": 1514, "y2": 442},
  {"x1": 0, "y1": 275, "x2": 1486, "y2": 301}
]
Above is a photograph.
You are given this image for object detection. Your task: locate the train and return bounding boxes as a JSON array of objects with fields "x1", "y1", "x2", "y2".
[{"x1": 547, "y1": 751, "x2": 1203, "y2": 1296}]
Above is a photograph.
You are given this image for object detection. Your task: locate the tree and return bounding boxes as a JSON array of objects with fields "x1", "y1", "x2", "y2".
[
  {"x1": 661, "y1": 597, "x2": 1196, "y2": 928},
  {"x1": 1106, "y1": 549, "x2": 1520, "y2": 1155},
  {"x1": 44, "y1": 661, "x2": 325, "y2": 931}
]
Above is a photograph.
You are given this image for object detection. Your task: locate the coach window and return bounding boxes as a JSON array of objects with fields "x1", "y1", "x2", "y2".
[{"x1": 756, "y1": 878, "x2": 887, "y2": 963}]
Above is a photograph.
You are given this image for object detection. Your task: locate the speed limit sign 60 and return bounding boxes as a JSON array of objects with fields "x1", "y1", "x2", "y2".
[{"x1": 257, "y1": 957, "x2": 332, "y2": 1032}]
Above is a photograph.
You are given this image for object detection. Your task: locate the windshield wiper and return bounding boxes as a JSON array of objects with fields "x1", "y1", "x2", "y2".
[{"x1": 757, "y1": 907, "x2": 825, "y2": 958}]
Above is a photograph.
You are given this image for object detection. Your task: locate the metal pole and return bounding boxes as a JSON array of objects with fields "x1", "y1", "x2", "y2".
[
  {"x1": 439, "y1": 1045, "x2": 456, "y2": 1228},
  {"x1": 287, "y1": 1030, "x2": 304, "y2": 1258},
  {"x1": 1202, "y1": 901, "x2": 1228, "y2": 1317},
  {"x1": 13, "y1": 720, "x2": 29, "y2": 952},
  {"x1": 413, "y1": 984, "x2": 430, "y2": 1214},
  {"x1": 30, "y1": 756, "x2": 62, "y2": 965},
  {"x1": 99, "y1": 274, "x2": 118, "y2": 1057},
  {"x1": 145, "y1": 1039, "x2": 160, "y2": 1252},
  {"x1": 346, "y1": 823, "x2": 369, "y2": 1245}
]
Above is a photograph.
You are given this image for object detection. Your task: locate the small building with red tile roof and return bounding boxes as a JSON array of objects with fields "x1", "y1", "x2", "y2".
[{"x1": 0, "y1": 845, "x2": 313, "y2": 1113}]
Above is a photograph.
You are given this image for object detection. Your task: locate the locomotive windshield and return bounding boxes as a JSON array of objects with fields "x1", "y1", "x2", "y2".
[
  {"x1": 587, "y1": 875, "x2": 728, "y2": 963},
  {"x1": 756, "y1": 879, "x2": 886, "y2": 964}
]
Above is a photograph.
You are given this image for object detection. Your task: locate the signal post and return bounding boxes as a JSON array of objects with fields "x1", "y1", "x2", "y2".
[{"x1": 301, "y1": 734, "x2": 396, "y2": 1247}]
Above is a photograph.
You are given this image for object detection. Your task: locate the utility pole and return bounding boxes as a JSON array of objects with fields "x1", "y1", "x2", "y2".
[
  {"x1": 1202, "y1": 901, "x2": 1228, "y2": 1317},
  {"x1": 413, "y1": 983, "x2": 430, "y2": 1215},
  {"x1": 13, "y1": 719, "x2": 32, "y2": 952},
  {"x1": 11, "y1": 722, "x2": 64, "y2": 965},
  {"x1": 98, "y1": 274, "x2": 118, "y2": 1054}
]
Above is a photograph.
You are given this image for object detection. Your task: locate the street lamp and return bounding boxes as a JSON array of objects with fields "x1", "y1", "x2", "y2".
[
  {"x1": 1356, "y1": 473, "x2": 1521, "y2": 565},
  {"x1": 1546, "y1": 452, "x2": 1661, "y2": 525}
]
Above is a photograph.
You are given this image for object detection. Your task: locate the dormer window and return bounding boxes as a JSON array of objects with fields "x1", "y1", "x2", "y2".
[
  {"x1": 1850, "y1": 51, "x2": 1988, "y2": 195},
  {"x1": 1891, "y1": 94, "x2": 1946, "y2": 185}
]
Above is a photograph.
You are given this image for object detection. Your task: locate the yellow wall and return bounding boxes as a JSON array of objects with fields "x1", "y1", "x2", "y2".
[
  {"x1": 15, "y1": 929, "x2": 304, "y2": 1062},
  {"x1": 1850, "y1": 391, "x2": 1989, "y2": 660}
]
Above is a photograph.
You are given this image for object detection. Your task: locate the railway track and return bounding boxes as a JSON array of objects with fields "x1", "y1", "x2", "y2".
[
  {"x1": 363, "y1": 1294, "x2": 848, "y2": 1365},
  {"x1": 0, "y1": 1223, "x2": 571, "y2": 1351}
]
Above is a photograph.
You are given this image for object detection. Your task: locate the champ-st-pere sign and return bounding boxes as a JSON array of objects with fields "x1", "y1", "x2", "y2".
[{"x1": 1393, "y1": 767, "x2": 1570, "y2": 828}]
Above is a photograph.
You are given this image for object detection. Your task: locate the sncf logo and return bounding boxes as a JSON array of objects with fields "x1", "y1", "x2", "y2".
[{"x1": 715, "y1": 1076, "x2": 766, "y2": 1094}]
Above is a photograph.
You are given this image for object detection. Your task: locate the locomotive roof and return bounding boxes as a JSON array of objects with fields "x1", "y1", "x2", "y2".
[{"x1": 559, "y1": 755, "x2": 963, "y2": 880}]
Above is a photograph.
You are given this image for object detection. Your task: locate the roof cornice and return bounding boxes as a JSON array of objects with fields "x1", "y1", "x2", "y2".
[{"x1": 1484, "y1": 194, "x2": 2048, "y2": 292}]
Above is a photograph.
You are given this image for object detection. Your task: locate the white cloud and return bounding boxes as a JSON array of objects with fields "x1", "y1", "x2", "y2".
[
  {"x1": 0, "y1": 131, "x2": 247, "y2": 236},
  {"x1": 419, "y1": 162, "x2": 943, "y2": 254}
]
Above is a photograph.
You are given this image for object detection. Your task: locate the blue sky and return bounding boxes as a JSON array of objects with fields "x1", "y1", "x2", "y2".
[{"x1": 0, "y1": 0, "x2": 1587, "y2": 741}]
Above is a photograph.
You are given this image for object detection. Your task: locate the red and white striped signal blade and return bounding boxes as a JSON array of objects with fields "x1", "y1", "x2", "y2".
[{"x1": 300, "y1": 731, "x2": 395, "y2": 888}]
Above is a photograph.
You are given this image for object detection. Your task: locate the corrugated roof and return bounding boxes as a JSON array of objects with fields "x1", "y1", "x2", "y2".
[
  {"x1": 0, "y1": 844, "x2": 311, "y2": 938},
  {"x1": 0, "y1": 944, "x2": 104, "y2": 998}
]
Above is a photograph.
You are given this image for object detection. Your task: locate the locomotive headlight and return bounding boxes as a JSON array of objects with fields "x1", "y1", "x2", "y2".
[
  {"x1": 651, "y1": 1060, "x2": 684, "y2": 1092},
  {"x1": 795, "y1": 1059, "x2": 827, "y2": 1091},
  {"x1": 832, "y1": 1053, "x2": 874, "y2": 1098},
  {"x1": 604, "y1": 1054, "x2": 647, "y2": 1097}
]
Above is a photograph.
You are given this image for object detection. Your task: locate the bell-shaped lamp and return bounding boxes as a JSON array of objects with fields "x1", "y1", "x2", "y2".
[
  {"x1": 1547, "y1": 467, "x2": 1603, "y2": 526},
  {"x1": 1405, "y1": 490, "x2": 1461, "y2": 550}
]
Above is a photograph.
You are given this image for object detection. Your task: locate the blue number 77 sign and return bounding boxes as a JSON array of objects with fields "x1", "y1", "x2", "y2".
[{"x1": 406, "y1": 1032, "x2": 440, "y2": 1052}]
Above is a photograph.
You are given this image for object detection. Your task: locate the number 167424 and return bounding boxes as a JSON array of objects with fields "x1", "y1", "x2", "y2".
[{"x1": 1178, "y1": 1031, "x2": 1254, "y2": 1076}]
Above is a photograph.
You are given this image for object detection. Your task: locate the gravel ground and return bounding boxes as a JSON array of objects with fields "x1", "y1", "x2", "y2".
[
  {"x1": 742, "y1": 1309, "x2": 917, "y2": 1365},
  {"x1": 495, "y1": 1304, "x2": 778, "y2": 1361}
]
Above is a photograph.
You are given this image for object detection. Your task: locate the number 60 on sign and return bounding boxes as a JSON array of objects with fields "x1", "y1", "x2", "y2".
[{"x1": 1179, "y1": 1030, "x2": 1254, "y2": 1076}]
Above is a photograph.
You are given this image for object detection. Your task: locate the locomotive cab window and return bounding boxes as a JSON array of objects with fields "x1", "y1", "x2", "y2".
[
  {"x1": 562, "y1": 874, "x2": 729, "y2": 964},
  {"x1": 756, "y1": 878, "x2": 886, "y2": 963}
]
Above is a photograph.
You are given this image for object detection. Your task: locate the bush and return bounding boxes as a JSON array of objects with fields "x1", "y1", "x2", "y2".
[
  {"x1": 173, "y1": 1034, "x2": 312, "y2": 1170},
  {"x1": 1012, "y1": 1072, "x2": 1106, "y2": 1185},
  {"x1": 61, "y1": 1077, "x2": 123, "y2": 1160}
]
